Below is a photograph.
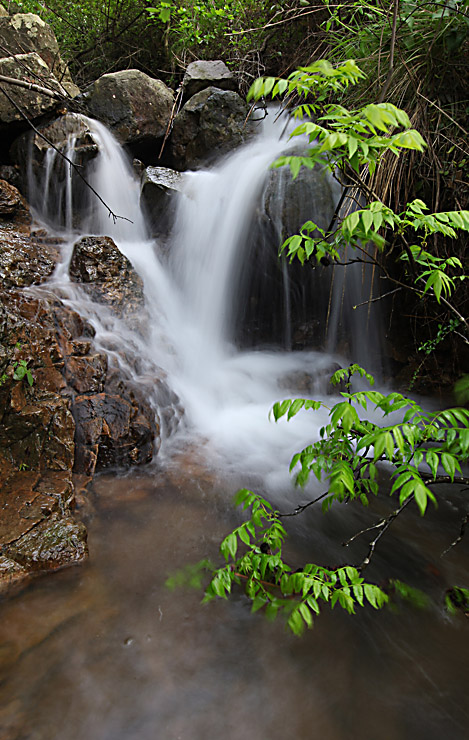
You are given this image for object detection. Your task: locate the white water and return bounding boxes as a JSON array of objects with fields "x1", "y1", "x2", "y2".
[{"x1": 31, "y1": 113, "x2": 382, "y2": 491}]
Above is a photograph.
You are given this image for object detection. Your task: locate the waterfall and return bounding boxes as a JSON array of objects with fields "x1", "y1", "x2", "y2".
[{"x1": 29, "y1": 112, "x2": 384, "y2": 489}]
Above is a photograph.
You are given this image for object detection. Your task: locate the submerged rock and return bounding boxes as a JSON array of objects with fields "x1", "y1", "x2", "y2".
[
  {"x1": 171, "y1": 86, "x2": 255, "y2": 170},
  {"x1": 3, "y1": 513, "x2": 87, "y2": 572}
]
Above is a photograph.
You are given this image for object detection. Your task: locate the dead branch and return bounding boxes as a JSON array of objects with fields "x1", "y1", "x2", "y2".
[
  {"x1": 359, "y1": 497, "x2": 413, "y2": 572},
  {"x1": 441, "y1": 511, "x2": 469, "y2": 557}
]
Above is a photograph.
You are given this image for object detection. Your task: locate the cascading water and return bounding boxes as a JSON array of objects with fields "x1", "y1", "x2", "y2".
[{"x1": 28, "y1": 111, "x2": 383, "y2": 489}]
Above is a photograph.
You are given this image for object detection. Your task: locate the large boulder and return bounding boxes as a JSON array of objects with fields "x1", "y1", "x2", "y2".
[
  {"x1": 84, "y1": 69, "x2": 174, "y2": 152},
  {"x1": 182, "y1": 60, "x2": 237, "y2": 100},
  {"x1": 234, "y1": 163, "x2": 341, "y2": 348},
  {"x1": 140, "y1": 165, "x2": 187, "y2": 237},
  {"x1": 170, "y1": 86, "x2": 255, "y2": 170},
  {"x1": 0, "y1": 52, "x2": 64, "y2": 125},
  {"x1": 0, "y1": 13, "x2": 79, "y2": 97}
]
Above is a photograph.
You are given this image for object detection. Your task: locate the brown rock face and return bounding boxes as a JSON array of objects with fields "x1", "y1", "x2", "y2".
[
  {"x1": 85, "y1": 69, "x2": 173, "y2": 149},
  {"x1": 72, "y1": 391, "x2": 157, "y2": 475},
  {"x1": 0, "y1": 467, "x2": 88, "y2": 594},
  {"x1": 3, "y1": 513, "x2": 87, "y2": 572},
  {"x1": 69, "y1": 235, "x2": 146, "y2": 325}
]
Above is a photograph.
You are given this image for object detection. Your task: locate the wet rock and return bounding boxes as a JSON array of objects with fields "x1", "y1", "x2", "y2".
[
  {"x1": 69, "y1": 235, "x2": 146, "y2": 324},
  {"x1": 0, "y1": 393, "x2": 75, "y2": 472},
  {"x1": 3, "y1": 512, "x2": 87, "y2": 572},
  {"x1": 0, "y1": 164, "x2": 22, "y2": 191},
  {"x1": 85, "y1": 69, "x2": 173, "y2": 151},
  {"x1": 64, "y1": 352, "x2": 108, "y2": 394},
  {"x1": 0, "y1": 555, "x2": 30, "y2": 596},
  {"x1": 263, "y1": 162, "x2": 340, "y2": 239},
  {"x1": 0, "y1": 468, "x2": 83, "y2": 593},
  {"x1": 140, "y1": 166, "x2": 187, "y2": 236},
  {"x1": 72, "y1": 392, "x2": 158, "y2": 475},
  {"x1": 0, "y1": 52, "x2": 64, "y2": 125},
  {"x1": 171, "y1": 86, "x2": 255, "y2": 170},
  {"x1": 0, "y1": 470, "x2": 73, "y2": 545},
  {"x1": 182, "y1": 60, "x2": 237, "y2": 101},
  {"x1": 0, "y1": 179, "x2": 30, "y2": 222},
  {"x1": 0, "y1": 13, "x2": 79, "y2": 97},
  {"x1": 0, "y1": 232, "x2": 58, "y2": 289}
]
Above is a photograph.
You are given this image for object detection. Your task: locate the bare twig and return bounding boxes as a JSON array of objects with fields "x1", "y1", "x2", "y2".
[
  {"x1": 278, "y1": 491, "x2": 330, "y2": 517},
  {"x1": 353, "y1": 287, "x2": 402, "y2": 309},
  {"x1": 416, "y1": 92, "x2": 469, "y2": 137},
  {"x1": 441, "y1": 511, "x2": 469, "y2": 557},
  {"x1": 359, "y1": 497, "x2": 413, "y2": 572}
]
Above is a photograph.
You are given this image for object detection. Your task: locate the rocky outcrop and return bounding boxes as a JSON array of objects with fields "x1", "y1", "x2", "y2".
[
  {"x1": 0, "y1": 219, "x2": 182, "y2": 594},
  {"x1": 170, "y1": 86, "x2": 255, "y2": 170},
  {"x1": 140, "y1": 166, "x2": 187, "y2": 236},
  {"x1": 182, "y1": 60, "x2": 237, "y2": 101},
  {"x1": 0, "y1": 12, "x2": 79, "y2": 97},
  {"x1": 84, "y1": 69, "x2": 174, "y2": 154}
]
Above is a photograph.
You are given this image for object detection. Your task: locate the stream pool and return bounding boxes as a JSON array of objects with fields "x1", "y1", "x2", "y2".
[{"x1": 1, "y1": 461, "x2": 468, "y2": 740}]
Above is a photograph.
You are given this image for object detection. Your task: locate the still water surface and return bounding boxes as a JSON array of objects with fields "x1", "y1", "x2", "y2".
[{"x1": 1, "y1": 463, "x2": 468, "y2": 740}]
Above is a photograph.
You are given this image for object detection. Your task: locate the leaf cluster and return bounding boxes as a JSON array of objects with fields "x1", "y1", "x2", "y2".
[{"x1": 170, "y1": 487, "x2": 388, "y2": 636}]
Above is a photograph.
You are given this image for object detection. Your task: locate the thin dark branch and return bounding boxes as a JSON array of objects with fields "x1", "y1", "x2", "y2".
[
  {"x1": 353, "y1": 287, "x2": 402, "y2": 309},
  {"x1": 422, "y1": 474, "x2": 469, "y2": 486},
  {"x1": 359, "y1": 497, "x2": 413, "y2": 572},
  {"x1": 0, "y1": 84, "x2": 132, "y2": 226},
  {"x1": 441, "y1": 511, "x2": 469, "y2": 557},
  {"x1": 278, "y1": 490, "x2": 330, "y2": 517}
]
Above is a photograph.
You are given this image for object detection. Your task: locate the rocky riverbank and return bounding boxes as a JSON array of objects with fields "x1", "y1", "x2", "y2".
[{"x1": 0, "y1": 7, "x2": 245, "y2": 594}]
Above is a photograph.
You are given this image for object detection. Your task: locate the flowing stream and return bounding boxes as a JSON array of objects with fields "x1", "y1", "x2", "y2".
[{"x1": 1, "y1": 114, "x2": 468, "y2": 740}]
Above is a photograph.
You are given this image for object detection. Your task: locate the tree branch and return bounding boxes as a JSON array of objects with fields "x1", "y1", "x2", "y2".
[
  {"x1": 359, "y1": 497, "x2": 413, "y2": 572},
  {"x1": 278, "y1": 490, "x2": 330, "y2": 517},
  {"x1": 441, "y1": 511, "x2": 469, "y2": 557}
]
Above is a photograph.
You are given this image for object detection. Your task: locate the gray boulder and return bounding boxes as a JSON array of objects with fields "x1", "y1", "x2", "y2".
[
  {"x1": 140, "y1": 166, "x2": 187, "y2": 236},
  {"x1": 0, "y1": 13, "x2": 79, "y2": 97},
  {"x1": 0, "y1": 52, "x2": 64, "y2": 124},
  {"x1": 85, "y1": 69, "x2": 174, "y2": 150},
  {"x1": 171, "y1": 86, "x2": 255, "y2": 170},
  {"x1": 182, "y1": 60, "x2": 237, "y2": 100}
]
